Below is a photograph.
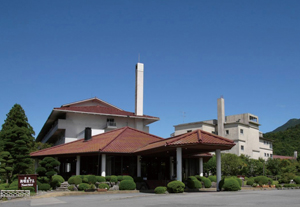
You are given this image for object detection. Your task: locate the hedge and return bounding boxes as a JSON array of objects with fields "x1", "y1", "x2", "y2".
[
  {"x1": 154, "y1": 186, "x2": 167, "y2": 194},
  {"x1": 119, "y1": 180, "x2": 136, "y2": 190},
  {"x1": 105, "y1": 176, "x2": 111, "y2": 181},
  {"x1": 235, "y1": 178, "x2": 242, "y2": 187},
  {"x1": 167, "y1": 181, "x2": 185, "y2": 193},
  {"x1": 222, "y1": 178, "x2": 240, "y2": 191}
]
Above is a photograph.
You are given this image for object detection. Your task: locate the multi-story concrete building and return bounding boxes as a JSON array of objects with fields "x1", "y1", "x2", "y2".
[
  {"x1": 36, "y1": 63, "x2": 159, "y2": 145},
  {"x1": 173, "y1": 97, "x2": 273, "y2": 160}
]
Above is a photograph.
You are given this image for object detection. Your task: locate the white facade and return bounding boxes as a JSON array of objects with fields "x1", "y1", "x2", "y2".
[
  {"x1": 173, "y1": 98, "x2": 273, "y2": 160},
  {"x1": 36, "y1": 63, "x2": 159, "y2": 145}
]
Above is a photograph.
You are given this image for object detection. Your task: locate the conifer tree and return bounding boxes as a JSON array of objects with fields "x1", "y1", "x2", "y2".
[
  {"x1": 0, "y1": 104, "x2": 35, "y2": 174},
  {"x1": 0, "y1": 151, "x2": 14, "y2": 183}
]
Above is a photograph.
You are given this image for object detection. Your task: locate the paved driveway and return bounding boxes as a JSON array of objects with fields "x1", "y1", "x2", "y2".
[{"x1": 1, "y1": 190, "x2": 299, "y2": 207}]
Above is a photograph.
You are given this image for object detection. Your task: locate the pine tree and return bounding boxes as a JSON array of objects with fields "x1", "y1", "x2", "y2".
[
  {"x1": 0, "y1": 104, "x2": 35, "y2": 175},
  {"x1": 0, "y1": 151, "x2": 14, "y2": 183}
]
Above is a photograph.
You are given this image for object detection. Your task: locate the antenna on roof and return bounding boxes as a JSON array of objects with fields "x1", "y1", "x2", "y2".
[{"x1": 138, "y1": 53, "x2": 140, "y2": 63}]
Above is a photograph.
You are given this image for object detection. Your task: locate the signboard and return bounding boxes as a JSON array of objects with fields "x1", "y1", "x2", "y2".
[{"x1": 18, "y1": 174, "x2": 38, "y2": 192}]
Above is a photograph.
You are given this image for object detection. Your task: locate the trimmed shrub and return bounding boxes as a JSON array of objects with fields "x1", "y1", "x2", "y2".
[
  {"x1": 68, "y1": 185, "x2": 75, "y2": 191},
  {"x1": 187, "y1": 177, "x2": 202, "y2": 189},
  {"x1": 293, "y1": 176, "x2": 300, "y2": 184},
  {"x1": 51, "y1": 175, "x2": 65, "y2": 189},
  {"x1": 39, "y1": 183, "x2": 51, "y2": 191},
  {"x1": 223, "y1": 178, "x2": 240, "y2": 191},
  {"x1": 123, "y1": 175, "x2": 134, "y2": 181},
  {"x1": 247, "y1": 179, "x2": 254, "y2": 186},
  {"x1": 98, "y1": 183, "x2": 109, "y2": 189},
  {"x1": 96, "y1": 176, "x2": 106, "y2": 182},
  {"x1": 275, "y1": 184, "x2": 282, "y2": 188},
  {"x1": 78, "y1": 183, "x2": 90, "y2": 191},
  {"x1": 267, "y1": 178, "x2": 273, "y2": 185},
  {"x1": 254, "y1": 176, "x2": 268, "y2": 186},
  {"x1": 110, "y1": 175, "x2": 118, "y2": 183},
  {"x1": 68, "y1": 176, "x2": 82, "y2": 185},
  {"x1": 235, "y1": 178, "x2": 242, "y2": 187},
  {"x1": 202, "y1": 177, "x2": 212, "y2": 188},
  {"x1": 88, "y1": 175, "x2": 97, "y2": 184},
  {"x1": 119, "y1": 180, "x2": 136, "y2": 190},
  {"x1": 22, "y1": 187, "x2": 35, "y2": 192},
  {"x1": 154, "y1": 186, "x2": 167, "y2": 194},
  {"x1": 117, "y1": 175, "x2": 123, "y2": 181},
  {"x1": 82, "y1": 176, "x2": 89, "y2": 183},
  {"x1": 105, "y1": 176, "x2": 111, "y2": 181},
  {"x1": 38, "y1": 176, "x2": 49, "y2": 184},
  {"x1": 208, "y1": 175, "x2": 217, "y2": 182},
  {"x1": 167, "y1": 181, "x2": 185, "y2": 193}
]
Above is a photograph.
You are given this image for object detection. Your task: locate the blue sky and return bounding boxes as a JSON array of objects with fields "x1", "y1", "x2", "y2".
[{"x1": 1, "y1": 0, "x2": 299, "y2": 138}]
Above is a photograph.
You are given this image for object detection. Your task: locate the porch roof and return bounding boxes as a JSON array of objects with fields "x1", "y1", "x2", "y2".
[{"x1": 30, "y1": 127, "x2": 235, "y2": 158}]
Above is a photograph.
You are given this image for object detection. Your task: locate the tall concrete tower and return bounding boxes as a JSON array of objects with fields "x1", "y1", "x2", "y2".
[
  {"x1": 135, "y1": 63, "x2": 144, "y2": 116},
  {"x1": 217, "y1": 97, "x2": 225, "y2": 137}
]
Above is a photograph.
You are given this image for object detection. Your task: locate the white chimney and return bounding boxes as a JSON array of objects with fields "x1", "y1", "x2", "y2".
[
  {"x1": 135, "y1": 63, "x2": 144, "y2": 116},
  {"x1": 217, "y1": 97, "x2": 225, "y2": 137}
]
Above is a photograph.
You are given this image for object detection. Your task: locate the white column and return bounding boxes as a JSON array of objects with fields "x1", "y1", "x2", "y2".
[
  {"x1": 170, "y1": 156, "x2": 174, "y2": 179},
  {"x1": 137, "y1": 155, "x2": 141, "y2": 177},
  {"x1": 199, "y1": 157, "x2": 203, "y2": 177},
  {"x1": 101, "y1": 154, "x2": 106, "y2": 177},
  {"x1": 216, "y1": 149, "x2": 221, "y2": 191},
  {"x1": 34, "y1": 159, "x2": 39, "y2": 174},
  {"x1": 76, "y1": 155, "x2": 80, "y2": 175},
  {"x1": 176, "y1": 148, "x2": 182, "y2": 182},
  {"x1": 135, "y1": 63, "x2": 144, "y2": 116}
]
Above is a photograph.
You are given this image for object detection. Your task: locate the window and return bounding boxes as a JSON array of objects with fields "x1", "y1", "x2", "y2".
[
  {"x1": 240, "y1": 129, "x2": 244, "y2": 134},
  {"x1": 264, "y1": 153, "x2": 266, "y2": 157},
  {"x1": 249, "y1": 116, "x2": 258, "y2": 123},
  {"x1": 270, "y1": 154, "x2": 273, "y2": 158},
  {"x1": 212, "y1": 131, "x2": 216, "y2": 134},
  {"x1": 187, "y1": 130, "x2": 192, "y2": 133},
  {"x1": 107, "y1": 118, "x2": 114, "y2": 123},
  {"x1": 226, "y1": 130, "x2": 229, "y2": 135},
  {"x1": 241, "y1": 145, "x2": 244, "y2": 151}
]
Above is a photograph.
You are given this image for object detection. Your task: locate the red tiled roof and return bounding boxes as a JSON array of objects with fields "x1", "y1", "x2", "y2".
[
  {"x1": 135, "y1": 130, "x2": 235, "y2": 153},
  {"x1": 54, "y1": 105, "x2": 159, "y2": 119},
  {"x1": 273, "y1": 155, "x2": 296, "y2": 160},
  {"x1": 30, "y1": 127, "x2": 163, "y2": 157}
]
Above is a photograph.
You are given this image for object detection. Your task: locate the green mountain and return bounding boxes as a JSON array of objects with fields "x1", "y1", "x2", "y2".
[
  {"x1": 264, "y1": 124, "x2": 300, "y2": 156},
  {"x1": 272, "y1": 118, "x2": 300, "y2": 133}
]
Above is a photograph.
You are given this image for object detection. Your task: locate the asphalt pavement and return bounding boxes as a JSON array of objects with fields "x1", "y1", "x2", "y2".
[{"x1": 1, "y1": 189, "x2": 300, "y2": 207}]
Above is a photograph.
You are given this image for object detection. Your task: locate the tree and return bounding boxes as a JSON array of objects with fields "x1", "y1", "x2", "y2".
[
  {"x1": 0, "y1": 104, "x2": 35, "y2": 174},
  {"x1": 221, "y1": 154, "x2": 243, "y2": 176},
  {"x1": 36, "y1": 157, "x2": 60, "y2": 185},
  {"x1": 0, "y1": 151, "x2": 14, "y2": 183}
]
